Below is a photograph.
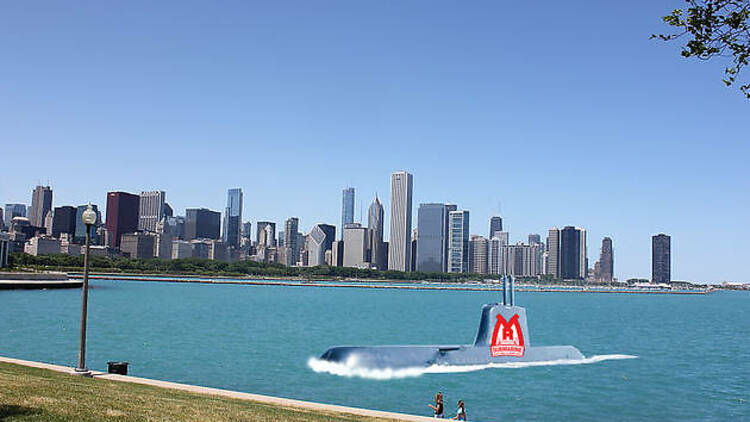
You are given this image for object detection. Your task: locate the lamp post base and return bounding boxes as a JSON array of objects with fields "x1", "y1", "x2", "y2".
[{"x1": 72, "y1": 367, "x2": 93, "y2": 377}]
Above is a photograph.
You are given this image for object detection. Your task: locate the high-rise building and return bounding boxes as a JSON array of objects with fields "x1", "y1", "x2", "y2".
[
  {"x1": 448, "y1": 210, "x2": 470, "y2": 273},
  {"x1": 416, "y1": 203, "x2": 448, "y2": 272},
  {"x1": 368, "y1": 196, "x2": 386, "y2": 270},
  {"x1": 241, "y1": 221, "x2": 253, "y2": 247},
  {"x1": 546, "y1": 227, "x2": 560, "y2": 279},
  {"x1": 138, "y1": 191, "x2": 166, "y2": 232},
  {"x1": 388, "y1": 171, "x2": 413, "y2": 271},
  {"x1": 4, "y1": 204, "x2": 26, "y2": 228},
  {"x1": 308, "y1": 223, "x2": 336, "y2": 267},
  {"x1": 256, "y1": 221, "x2": 276, "y2": 247},
  {"x1": 30, "y1": 185, "x2": 53, "y2": 228},
  {"x1": 51, "y1": 206, "x2": 77, "y2": 239},
  {"x1": 184, "y1": 208, "x2": 221, "y2": 240},
  {"x1": 502, "y1": 242, "x2": 544, "y2": 277},
  {"x1": 652, "y1": 234, "x2": 671, "y2": 284},
  {"x1": 0, "y1": 209, "x2": 4, "y2": 231},
  {"x1": 470, "y1": 235, "x2": 488, "y2": 274},
  {"x1": 559, "y1": 226, "x2": 586, "y2": 280},
  {"x1": 105, "y1": 192, "x2": 140, "y2": 248},
  {"x1": 74, "y1": 204, "x2": 101, "y2": 244},
  {"x1": 341, "y1": 187, "x2": 355, "y2": 240},
  {"x1": 598, "y1": 237, "x2": 614, "y2": 282},
  {"x1": 284, "y1": 217, "x2": 300, "y2": 266},
  {"x1": 223, "y1": 188, "x2": 243, "y2": 248},
  {"x1": 343, "y1": 223, "x2": 370, "y2": 268},
  {"x1": 489, "y1": 216, "x2": 503, "y2": 239},
  {"x1": 528, "y1": 234, "x2": 541, "y2": 245},
  {"x1": 488, "y1": 234, "x2": 509, "y2": 275},
  {"x1": 120, "y1": 232, "x2": 156, "y2": 259}
]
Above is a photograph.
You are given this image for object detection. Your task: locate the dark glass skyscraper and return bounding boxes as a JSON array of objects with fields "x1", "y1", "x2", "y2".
[
  {"x1": 51, "y1": 206, "x2": 77, "y2": 239},
  {"x1": 341, "y1": 187, "x2": 355, "y2": 240},
  {"x1": 652, "y1": 234, "x2": 671, "y2": 283},
  {"x1": 559, "y1": 226, "x2": 586, "y2": 279},
  {"x1": 105, "y1": 191, "x2": 140, "y2": 248},
  {"x1": 185, "y1": 208, "x2": 221, "y2": 240},
  {"x1": 599, "y1": 237, "x2": 614, "y2": 282},
  {"x1": 416, "y1": 203, "x2": 448, "y2": 272},
  {"x1": 489, "y1": 216, "x2": 503, "y2": 239},
  {"x1": 75, "y1": 204, "x2": 101, "y2": 244},
  {"x1": 223, "y1": 188, "x2": 243, "y2": 248}
]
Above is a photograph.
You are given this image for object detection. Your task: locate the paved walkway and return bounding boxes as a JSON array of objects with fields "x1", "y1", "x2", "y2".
[{"x1": 0, "y1": 356, "x2": 435, "y2": 421}]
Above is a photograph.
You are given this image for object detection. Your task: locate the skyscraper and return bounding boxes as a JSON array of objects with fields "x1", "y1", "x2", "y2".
[
  {"x1": 528, "y1": 234, "x2": 541, "y2": 245},
  {"x1": 416, "y1": 203, "x2": 448, "y2": 272},
  {"x1": 599, "y1": 237, "x2": 614, "y2": 282},
  {"x1": 546, "y1": 228, "x2": 560, "y2": 279},
  {"x1": 74, "y1": 204, "x2": 101, "y2": 244},
  {"x1": 469, "y1": 235, "x2": 488, "y2": 274},
  {"x1": 343, "y1": 223, "x2": 370, "y2": 268},
  {"x1": 368, "y1": 195, "x2": 385, "y2": 270},
  {"x1": 501, "y1": 242, "x2": 544, "y2": 277},
  {"x1": 489, "y1": 216, "x2": 503, "y2": 239},
  {"x1": 105, "y1": 192, "x2": 140, "y2": 248},
  {"x1": 308, "y1": 224, "x2": 336, "y2": 266},
  {"x1": 4, "y1": 204, "x2": 26, "y2": 228},
  {"x1": 223, "y1": 188, "x2": 243, "y2": 248},
  {"x1": 388, "y1": 171, "x2": 413, "y2": 271},
  {"x1": 559, "y1": 226, "x2": 586, "y2": 280},
  {"x1": 185, "y1": 208, "x2": 221, "y2": 240},
  {"x1": 448, "y1": 210, "x2": 470, "y2": 273},
  {"x1": 30, "y1": 185, "x2": 53, "y2": 228},
  {"x1": 284, "y1": 217, "x2": 300, "y2": 266},
  {"x1": 488, "y1": 234, "x2": 509, "y2": 275},
  {"x1": 51, "y1": 206, "x2": 77, "y2": 239},
  {"x1": 341, "y1": 187, "x2": 355, "y2": 240},
  {"x1": 138, "y1": 191, "x2": 166, "y2": 232},
  {"x1": 652, "y1": 234, "x2": 671, "y2": 284},
  {"x1": 256, "y1": 221, "x2": 276, "y2": 247}
]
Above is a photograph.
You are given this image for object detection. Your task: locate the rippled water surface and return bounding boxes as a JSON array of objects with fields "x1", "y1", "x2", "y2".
[{"x1": 1, "y1": 279, "x2": 747, "y2": 421}]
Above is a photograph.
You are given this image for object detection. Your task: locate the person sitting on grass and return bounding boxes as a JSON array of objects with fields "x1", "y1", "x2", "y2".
[{"x1": 451, "y1": 400, "x2": 466, "y2": 421}]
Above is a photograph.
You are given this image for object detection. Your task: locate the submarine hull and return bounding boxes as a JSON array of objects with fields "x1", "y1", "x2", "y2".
[
  {"x1": 318, "y1": 300, "x2": 585, "y2": 371},
  {"x1": 319, "y1": 344, "x2": 584, "y2": 370}
]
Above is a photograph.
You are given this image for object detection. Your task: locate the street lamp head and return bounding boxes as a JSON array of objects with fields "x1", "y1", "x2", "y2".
[{"x1": 82, "y1": 204, "x2": 97, "y2": 226}]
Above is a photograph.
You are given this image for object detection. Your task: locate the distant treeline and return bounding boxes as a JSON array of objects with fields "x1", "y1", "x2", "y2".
[{"x1": 8, "y1": 252, "x2": 498, "y2": 282}]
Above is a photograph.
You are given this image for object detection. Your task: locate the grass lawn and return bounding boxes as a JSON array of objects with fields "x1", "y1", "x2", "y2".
[{"x1": 0, "y1": 362, "x2": 397, "y2": 421}]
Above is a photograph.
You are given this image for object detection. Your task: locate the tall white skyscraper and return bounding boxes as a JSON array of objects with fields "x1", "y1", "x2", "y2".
[
  {"x1": 341, "y1": 187, "x2": 355, "y2": 240},
  {"x1": 138, "y1": 191, "x2": 166, "y2": 232},
  {"x1": 448, "y1": 210, "x2": 470, "y2": 273},
  {"x1": 388, "y1": 171, "x2": 413, "y2": 271},
  {"x1": 489, "y1": 233, "x2": 509, "y2": 275}
]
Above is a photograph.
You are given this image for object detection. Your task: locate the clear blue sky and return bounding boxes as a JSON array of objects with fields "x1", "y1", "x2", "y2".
[{"x1": 1, "y1": 1, "x2": 748, "y2": 282}]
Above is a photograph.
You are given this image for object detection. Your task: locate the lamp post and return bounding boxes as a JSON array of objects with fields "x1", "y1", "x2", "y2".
[{"x1": 74, "y1": 204, "x2": 97, "y2": 377}]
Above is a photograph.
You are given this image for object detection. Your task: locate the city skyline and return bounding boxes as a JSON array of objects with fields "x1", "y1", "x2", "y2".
[{"x1": 1, "y1": 2, "x2": 747, "y2": 282}]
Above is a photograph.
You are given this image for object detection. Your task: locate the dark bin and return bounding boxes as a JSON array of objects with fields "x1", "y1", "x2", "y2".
[{"x1": 107, "y1": 361, "x2": 128, "y2": 375}]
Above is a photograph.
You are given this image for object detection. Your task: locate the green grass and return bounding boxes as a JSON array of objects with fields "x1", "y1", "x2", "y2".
[{"x1": 0, "y1": 362, "x2": 397, "y2": 421}]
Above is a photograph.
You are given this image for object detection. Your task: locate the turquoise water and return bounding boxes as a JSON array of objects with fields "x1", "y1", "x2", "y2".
[{"x1": 1, "y1": 279, "x2": 747, "y2": 421}]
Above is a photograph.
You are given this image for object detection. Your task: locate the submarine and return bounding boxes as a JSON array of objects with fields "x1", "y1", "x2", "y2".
[{"x1": 318, "y1": 276, "x2": 584, "y2": 370}]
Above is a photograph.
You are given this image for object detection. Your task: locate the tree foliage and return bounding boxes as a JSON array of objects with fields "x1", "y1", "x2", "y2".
[
  {"x1": 653, "y1": 0, "x2": 750, "y2": 98},
  {"x1": 9, "y1": 252, "x2": 488, "y2": 283}
]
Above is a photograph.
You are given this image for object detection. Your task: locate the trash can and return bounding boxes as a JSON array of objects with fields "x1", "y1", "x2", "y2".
[{"x1": 107, "y1": 361, "x2": 128, "y2": 375}]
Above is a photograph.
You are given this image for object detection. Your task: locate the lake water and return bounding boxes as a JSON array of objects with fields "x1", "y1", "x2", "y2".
[{"x1": 1, "y1": 279, "x2": 747, "y2": 421}]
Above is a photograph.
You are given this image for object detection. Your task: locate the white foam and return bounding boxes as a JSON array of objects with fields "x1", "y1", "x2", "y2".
[{"x1": 307, "y1": 354, "x2": 637, "y2": 380}]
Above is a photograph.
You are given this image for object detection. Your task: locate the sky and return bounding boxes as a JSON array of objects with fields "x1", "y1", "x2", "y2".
[{"x1": 1, "y1": 1, "x2": 748, "y2": 283}]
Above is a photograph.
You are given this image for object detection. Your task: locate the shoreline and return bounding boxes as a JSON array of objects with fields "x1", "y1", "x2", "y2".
[
  {"x1": 67, "y1": 273, "x2": 713, "y2": 294},
  {"x1": 0, "y1": 355, "x2": 433, "y2": 421}
]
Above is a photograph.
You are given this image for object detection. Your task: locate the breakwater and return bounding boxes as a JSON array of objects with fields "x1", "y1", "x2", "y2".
[{"x1": 67, "y1": 273, "x2": 710, "y2": 294}]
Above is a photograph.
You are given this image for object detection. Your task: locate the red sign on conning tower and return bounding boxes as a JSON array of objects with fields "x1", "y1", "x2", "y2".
[{"x1": 490, "y1": 314, "x2": 525, "y2": 357}]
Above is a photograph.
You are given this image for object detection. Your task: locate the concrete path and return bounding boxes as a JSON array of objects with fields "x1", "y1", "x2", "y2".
[{"x1": 0, "y1": 356, "x2": 436, "y2": 421}]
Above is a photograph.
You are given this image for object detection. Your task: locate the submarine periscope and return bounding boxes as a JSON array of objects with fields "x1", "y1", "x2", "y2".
[{"x1": 318, "y1": 276, "x2": 584, "y2": 370}]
